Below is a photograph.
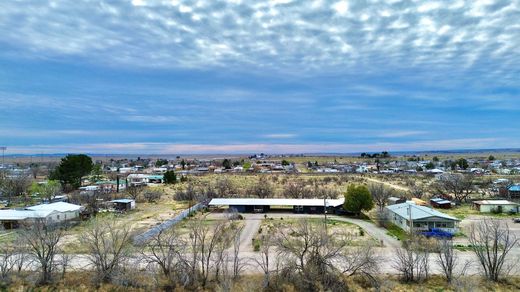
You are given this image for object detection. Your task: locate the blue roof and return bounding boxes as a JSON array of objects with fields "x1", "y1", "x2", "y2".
[{"x1": 509, "y1": 185, "x2": 520, "y2": 192}]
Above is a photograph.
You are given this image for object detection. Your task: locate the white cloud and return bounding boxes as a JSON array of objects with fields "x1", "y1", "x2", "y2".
[{"x1": 0, "y1": 0, "x2": 517, "y2": 84}]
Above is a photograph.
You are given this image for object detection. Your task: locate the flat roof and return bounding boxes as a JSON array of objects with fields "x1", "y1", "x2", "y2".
[
  {"x1": 111, "y1": 199, "x2": 135, "y2": 204},
  {"x1": 209, "y1": 198, "x2": 344, "y2": 207}
]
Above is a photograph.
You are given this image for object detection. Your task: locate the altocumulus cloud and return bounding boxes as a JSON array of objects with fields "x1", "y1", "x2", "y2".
[
  {"x1": 0, "y1": 0, "x2": 518, "y2": 81},
  {"x1": 0, "y1": 0, "x2": 520, "y2": 154}
]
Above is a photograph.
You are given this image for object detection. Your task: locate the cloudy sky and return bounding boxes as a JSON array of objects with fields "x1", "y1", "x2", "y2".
[{"x1": 1, "y1": 0, "x2": 519, "y2": 154}]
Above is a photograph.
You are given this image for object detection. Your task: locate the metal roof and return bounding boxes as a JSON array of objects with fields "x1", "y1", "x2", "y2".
[
  {"x1": 473, "y1": 200, "x2": 518, "y2": 206},
  {"x1": 27, "y1": 202, "x2": 84, "y2": 213},
  {"x1": 0, "y1": 209, "x2": 56, "y2": 220},
  {"x1": 209, "y1": 198, "x2": 344, "y2": 207},
  {"x1": 386, "y1": 203, "x2": 459, "y2": 221},
  {"x1": 111, "y1": 199, "x2": 135, "y2": 204},
  {"x1": 509, "y1": 185, "x2": 520, "y2": 192}
]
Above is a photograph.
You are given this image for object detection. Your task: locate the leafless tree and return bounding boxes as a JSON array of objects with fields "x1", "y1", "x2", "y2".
[
  {"x1": 81, "y1": 217, "x2": 132, "y2": 283},
  {"x1": 248, "y1": 176, "x2": 274, "y2": 198},
  {"x1": 230, "y1": 224, "x2": 246, "y2": 279},
  {"x1": 369, "y1": 183, "x2": 396, "y2": 211},
  {"x1": 283, "y1": 180, "x2": 312, "y2": 199},
  {"x1": 143, "y1": 189, "x2": 162, "y2": 203},
  {"x1": 434, "y1": 173, "x2": 475, "y2": 203},
  {"x1": 436, "y1": 238, "x2": 471, "y2": 283},
  {"x1": 393, "y1": 237, "x2": 430, "y2": 282},
  {"x1": 0, "y1": 174, "x2": 31, "y2": 204},
  {"x1": 468, "y1": 218, "x2": 519, "y2": 281},
  {"x1": 141, "y1": 228, "x2": 187, "y2": 287},
  {"x1": 0, "y1": 243, "x2": 17, "y2": 284},
  {"x1": 214, "y1": 177, "x2": 237, "y2": 198},
  {"x1": 126, "y1": 185, "x2": 144, "y2": 201},
  {"x1": 275, "y1": 219, "x2": 379, "y2": 290},
  {"x1": 20, "y1": 220, "x2": 63, "y2": 284},
  {"x1": 253, "y1": 233, "x2": 272, "y2": 288}
]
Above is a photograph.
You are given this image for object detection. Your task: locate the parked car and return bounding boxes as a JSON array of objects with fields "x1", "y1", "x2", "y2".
[
  {"x1": 421, "y1": 228, "x2": 454, "y2": 239},
  {"x1": 513, "y1": 218, "x2": 520, "y2": 223}
]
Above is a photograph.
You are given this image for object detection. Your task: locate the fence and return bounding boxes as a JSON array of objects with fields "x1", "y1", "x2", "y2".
[{"x1": 133, "y1": 201, "x2": 207, "y2": 245}]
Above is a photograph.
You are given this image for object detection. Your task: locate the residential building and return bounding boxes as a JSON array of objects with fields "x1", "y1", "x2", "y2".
[{"x1": 385, "y1": 202, "x2": 459, "y2": 233}]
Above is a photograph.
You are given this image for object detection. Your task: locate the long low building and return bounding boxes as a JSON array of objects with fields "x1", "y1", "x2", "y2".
[
  {"x1": 0, "y1": 202, "x2": 84, "y2": 229},
  {"x1": 385, "y1": 202, "x2": 459, "y2": 233},
  {"x1": 209, "y1": 198, "x2": 345, "y2": 214}
]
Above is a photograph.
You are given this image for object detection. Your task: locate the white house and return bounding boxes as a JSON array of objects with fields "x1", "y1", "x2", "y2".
[
  {"x1": 472, "y1": 200, "x2": 519, "y2": 214},
  {"x1": 0, "y1": 209, "x2": 59, "y2": 229},
  {"x1": 26, "y1": 202, "x2": 84, "y2": 222},
  {"x1": 385, "y1": 202, "x2": 459, "y2": 233}
]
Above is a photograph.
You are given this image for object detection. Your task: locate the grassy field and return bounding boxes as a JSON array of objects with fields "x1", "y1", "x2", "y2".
[{"x1": 442, "y1": 204, "x2": 520, "y2": 220}]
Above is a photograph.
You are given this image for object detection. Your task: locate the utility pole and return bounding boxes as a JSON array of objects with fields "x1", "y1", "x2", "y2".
[
  {"x1": 408, "y1": 203, "x2": 414, "y2": 236},
  {"x1": 0, "y1": 147, "x2": 5, "y2": 166}
]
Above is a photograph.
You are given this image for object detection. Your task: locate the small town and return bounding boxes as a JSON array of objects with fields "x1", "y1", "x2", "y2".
[{"x1": 2, "y1": 0, "x2": 520, "y2": 291}]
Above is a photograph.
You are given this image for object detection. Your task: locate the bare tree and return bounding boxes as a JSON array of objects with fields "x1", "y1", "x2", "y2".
[
  {"x1": 81, "y1": 217, "x2": 132, "y2": 283},
  {"x1": 254, "y1": 233, "x2": 274, "y2": 288},
  {"x1": 436, "y1": 238, "x2": 471, "y2": 283},
  {"x1": 141, "y1": 228, "x2": 187, "y2": 287},
  {"x1": 143, "y1": 189, "x2": 162, "y2": 203},
  {"x1": 369, "y1": 183, "x2": 396, "y2": 211},
  {"x1": 434, "y1": 173, "x2": 475, "y2": 203},
  {"x1": 230, "y1": 224, "x2": 246, "y2": 279},
  {"x1": 0, "y1": 243, "x2": 17, "y2": 284},
  {"x1": 20, "y1": 220, "x2": 63, "y2": 284},
  {"x1": 214, "y1": 177, "x2": 237, "y2": 198},
  {"x1": 282, "y1": 180, "x2": 312, "y2": 199},
  {"x1": 126, "y1": 185, "x2": 144, "y2": 201},
  {"x1": 393, "y1": 238, "x2": 430, "y2": 282},
  {"x1": 275, "y1": 219, "x2": 379, "y2": 290},
  {"x1": 248, "y1": 176, "x2": 274, "y2": 198},
  {"x1": 468, "y1": 218, "x2": 519, "y2": 281},
  {"x1": 0, "y1": 174, "x2": 31, "y2": 205}
]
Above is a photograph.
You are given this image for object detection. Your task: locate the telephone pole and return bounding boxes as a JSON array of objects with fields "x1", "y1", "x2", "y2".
[{"x1": 0, "y1": 147, "x2": 6, "y2": 166}]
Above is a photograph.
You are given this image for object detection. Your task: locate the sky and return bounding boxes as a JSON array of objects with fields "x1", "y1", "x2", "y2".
[{"x1": 0, "y1": 0, "x2": 519, "y2": 155}]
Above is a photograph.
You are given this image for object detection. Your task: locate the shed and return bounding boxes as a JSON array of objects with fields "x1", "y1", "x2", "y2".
[
  {"x1": 430, "y1": 198, "x2": 452, "y2": 209},
  {"x1": 388, "y1": 197, "x2": 406, "y2": 205},
  {"x1": 473, "y1": 200, "x2": 519, "y2": 214},
  {"x1": 111, "y1": 199, "x2": 136, "y2": 211}
]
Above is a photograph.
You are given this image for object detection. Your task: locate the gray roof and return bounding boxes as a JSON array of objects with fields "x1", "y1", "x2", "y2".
[
  {"x1": 27, "y1": 202, "x2": 83, "y2": 212},
  {"x1": 386, "y1": 203, "x2": 459, "y2": 221},
  {"x1": 0, "y1": 209, "x2": 56, "y2": 221},
  {"x1": 111, "y1": 199, "x2": 135, "y2": 204},
  {"x1": 209, "y1": 198, "x2": 344, "y2": 207}
]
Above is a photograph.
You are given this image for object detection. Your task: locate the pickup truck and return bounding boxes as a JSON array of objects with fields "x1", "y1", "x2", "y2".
[{"x1": 421, "y1": 228, "x2": 454, "y2": 239}]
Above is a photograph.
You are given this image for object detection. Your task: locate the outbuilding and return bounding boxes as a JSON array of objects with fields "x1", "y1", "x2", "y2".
[
  {"x1": 472, "y1": 200, "x2": 519, "y2": 214},
  {"x1": 111, "y1": 199, "x2": 136, "y2": 211},
  {"x1": 430, "y1": 198, "x2": 452, "y2": 209},
  {"x1": 26, "y1": 202, "x2": 84, "y2": 222}
]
